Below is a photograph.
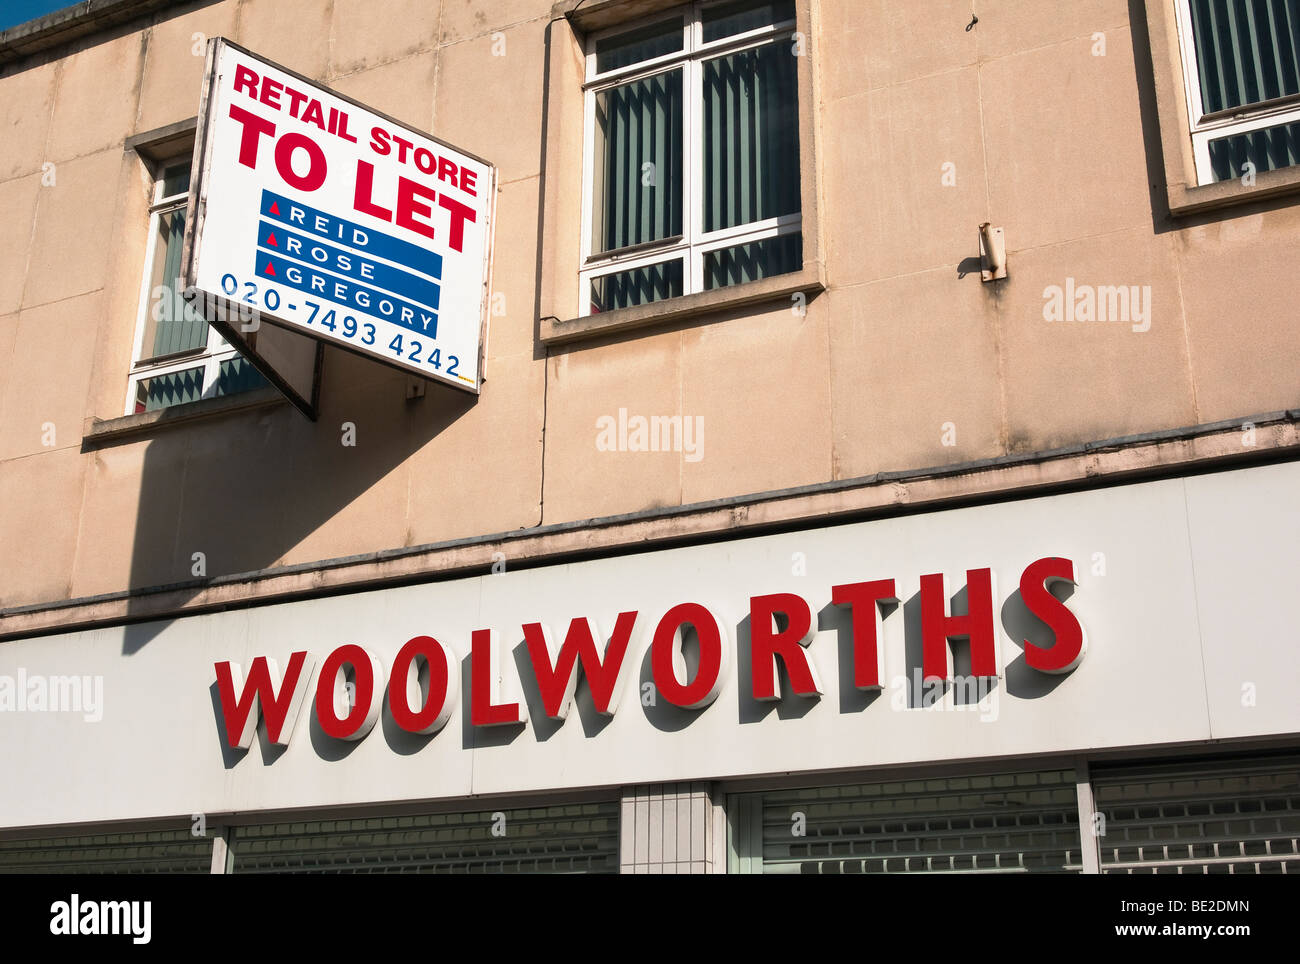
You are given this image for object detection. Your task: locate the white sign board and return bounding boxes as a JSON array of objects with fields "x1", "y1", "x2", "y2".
[
  {"x1": 2, "y1": 461, "x2": 1298, "y2": 828},
  {"x1": 184, "y1": 39, "x2": 495, "y2": 394}
]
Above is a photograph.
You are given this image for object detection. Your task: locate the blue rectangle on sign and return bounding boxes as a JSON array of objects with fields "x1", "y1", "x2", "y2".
[
  {"x1": 260, "y1": 190, "x2": 443, "y2": 280},
  {"x1": 257, "y1": 221, "x2": 440, "y2": 311},
  {"x1": 254, "y1": 252, "x2": 438, "y2": 338}
]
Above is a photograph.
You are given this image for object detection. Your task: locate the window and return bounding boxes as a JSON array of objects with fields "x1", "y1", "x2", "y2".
[
  {"x1": 580, "y1": 0, "x2": 802, "y2": 316},
  {"x1": 127, "y1": 156, "x2": 265, "y2": 415},
  {"x1": 1175, "y1": 0, "x2": 1300, "y2": 185}
]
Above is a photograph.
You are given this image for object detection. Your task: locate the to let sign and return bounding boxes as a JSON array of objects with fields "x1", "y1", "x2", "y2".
[{"x1": 183, "y1": 38, "x2": 495, "y2": 395}]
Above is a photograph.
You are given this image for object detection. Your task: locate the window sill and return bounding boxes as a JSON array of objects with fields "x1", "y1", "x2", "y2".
[
  {"x1": 1166, "y1": 165, "x2": 1300, "y2": 216},
  {"x1": 541, "y1": 260, "x2": 826, "y2": 346},
  {"x1": 82, "y1": 386, "x2": 287, "y2": 447}
]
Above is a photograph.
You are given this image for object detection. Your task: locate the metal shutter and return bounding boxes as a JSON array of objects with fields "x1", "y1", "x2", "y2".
[
  {"x1": 742, "y1": 768, "x2": 1082, "y2": 874},
  {"x1": 0, "y1": 829, "x2": 212, "y2": 873},
  {"x1": 231, "y1": 801, "x2": 620, "y2": 874},
  {"x1": 1093, "y1": 755, "x2": 1300, "y2": 874}
]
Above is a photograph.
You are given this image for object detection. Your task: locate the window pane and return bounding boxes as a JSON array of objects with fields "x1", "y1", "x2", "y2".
[
  {"x1": 1208, "y1": 119, "x2": 1300, "y2": 178},
  {"x1": 590, "y1": 259, "x2": 683, "y2": 313},
  {"x1": 702, "y1": 0, "x2": 795, "y2": 43},
  {"x1": 134, "y1": 366, "x2": 204, "y2": 413},
  {"x1": 1189, "y1": 0, "x2": 1300, "y2": 113},
  {"x1": 594, "y1": 16, "x2": 682, "y2": 73},
  {"x1": 160, "y1": 161, "x2": 191, "y2": 199},
  {"x1": 140, "y1": 206, "x2": 208, "y2": 361},
  {"x1": 703, "y1": 43, "x2": 800, "y2": 233},
  {"x1": 591, "y1": 69, "x2": 683, "y2": 254},
  {"x1": 703, "y1": 232, "x2": 801, "y2": 289},
  {"x1": 216, "y1": 355, "x2": 267, "y2": 396}
]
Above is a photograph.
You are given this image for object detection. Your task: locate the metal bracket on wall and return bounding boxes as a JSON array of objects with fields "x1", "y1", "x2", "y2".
[{"x1": 979, "y1": 223, "x2": 1007, "y2": 281}]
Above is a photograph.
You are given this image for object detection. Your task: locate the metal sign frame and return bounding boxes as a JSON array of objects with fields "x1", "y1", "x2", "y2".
[{"x1": 181, "y1": 38, "x2": 497, "y2": 415}]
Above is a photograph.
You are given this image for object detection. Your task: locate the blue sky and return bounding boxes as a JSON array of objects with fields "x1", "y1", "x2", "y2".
[{"x1": 0, "y1": 1, "x2": 78, "y2": 32}]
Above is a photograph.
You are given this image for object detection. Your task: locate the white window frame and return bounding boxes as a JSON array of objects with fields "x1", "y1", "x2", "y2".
[
  {"x1": 126, "y1": 153, "x2": 248, "y2": 415},
  {"x1": 579, "y1": 0, "x2": 801, "y2": 315},
  {"x1": 1173, "y1": 0, "x2": 1300, "y2": 185}
]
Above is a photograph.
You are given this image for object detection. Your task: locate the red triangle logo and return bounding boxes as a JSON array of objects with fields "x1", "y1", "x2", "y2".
[
  {"x1": 266, "y1": 232, "x2": 278, "y2": 247},
  {"x1": 264, "y1": 261, "x2": 276, "y2": 277},
  {"x1": 269, "y1": 201, "x2": 280, "y2": 216}
]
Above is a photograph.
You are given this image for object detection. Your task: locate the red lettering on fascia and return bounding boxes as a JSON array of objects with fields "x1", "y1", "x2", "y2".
[
  {"x1": 650, "y1": 602, "x2": 728, "y2": 709},
  {"x1": 749, "y1": 592, "x2": 821, "y2": 700},
  {"x1": 919, "y1": 568, "x2": 999, "y2": 682},
  {"x1": 830, "y1": 579, "x2": 897, "y2": 690},
  {"x1": 470, "y1": 628, "x2": 525, "y2": 726},
  {"x1": 523, "y1": 612, "x2": 637, "y2": 719},
  {"x1": 213, "y1": 652, "x2": 314, "y2": 749},
  {"x1": 212, "y1": 558, "x2": 1086, "y2": 753},
  {"x1": 1020, "y1": 557, "x2": 1087, "y2": 673},
  {"x1": 388, "y1": 635, "x2": 458, "y2": 734}
]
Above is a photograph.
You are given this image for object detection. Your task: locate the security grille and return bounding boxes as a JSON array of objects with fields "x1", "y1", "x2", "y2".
[
  {"x1": 0, "y1": 828, "x2": 212, "y2": 873},
  {"x1": 231, "y1": 801, "x2": 620, "y2": 874},
  {"x1": 735, "y1": 769, "x2": 1082, "y2": 874},
  {"x1": 1093, "y1": 756, "x2": 1300, "y2": 874}
]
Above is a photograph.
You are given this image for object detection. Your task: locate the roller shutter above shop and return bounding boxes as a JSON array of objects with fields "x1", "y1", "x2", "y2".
[
  {"x1": 1092, "y1": 755, "x2": 1300, "y2": 874},
  {"x1": 729, "y1": 768, "x2": 1083, "y2": 874}
]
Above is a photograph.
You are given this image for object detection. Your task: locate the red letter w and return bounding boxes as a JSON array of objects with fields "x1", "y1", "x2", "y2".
[
  {"x1": 522, "y1": 613, "x2": 638, "y2": 719},
  {"x1": 214, "y1": 652, "x2": 315, "y2": 749}
]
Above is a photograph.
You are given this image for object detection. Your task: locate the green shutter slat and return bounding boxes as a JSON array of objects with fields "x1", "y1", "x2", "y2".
[
  {"x1": 1193, "y1": 0, "x2": 1220, "y2": 113},
  {"x1": 1225, "y1": 0, "x2": 1253, "y2": 106},
  {"x1": 1264, "y1": 0, "x2": 1289, "y2": 100},
  {"x1": 1242, "y1": 0, "x2": 1268, "y2": 99},
  {"x1": 1208, "y1": 0, "x2": 1233, "y2": 111},
  {"x1": 1283, "y1": 0, "x2": 1300, "y2": 100}
]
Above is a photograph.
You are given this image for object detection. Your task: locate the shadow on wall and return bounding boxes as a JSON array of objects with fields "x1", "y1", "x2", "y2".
[
  {"x1": 119, "y1": 346, "x2": 476, "y2": 654},
  {"x1": 117, "y1": 5, "x2": 565, "y2": 659}
]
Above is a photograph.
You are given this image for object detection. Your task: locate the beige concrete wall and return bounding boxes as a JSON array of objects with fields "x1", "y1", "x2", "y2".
[{"x1": 0, "y1": 0, "x2": 1296, "y2": 612}]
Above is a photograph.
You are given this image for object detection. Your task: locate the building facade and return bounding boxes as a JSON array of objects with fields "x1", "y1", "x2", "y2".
[{"x1": 0, "y1": 0, "x2": 1297, "y2": 874}]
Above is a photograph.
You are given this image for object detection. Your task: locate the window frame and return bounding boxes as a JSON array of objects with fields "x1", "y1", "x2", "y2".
[
  {"x1": 125, "y1": 152, "x2": 251, "y2": 416},
  {"x1": 578, "y1": 0, "x2": 803, "y2": 316},
  {"x1": 1173, "y1": 0, "x2": 1300, "y2": 186}
]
